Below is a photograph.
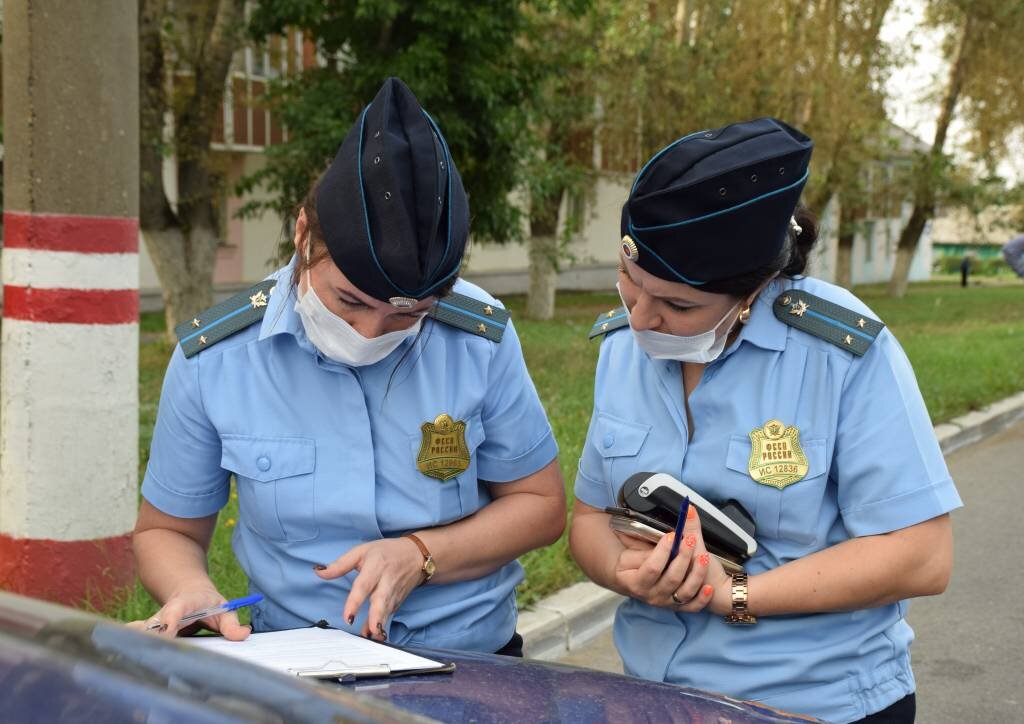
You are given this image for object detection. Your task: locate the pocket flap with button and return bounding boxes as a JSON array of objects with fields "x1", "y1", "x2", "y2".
[
  {"x1": 594, "y1": 412, "x2": 651, "y2": 459},
  {"x1": 221, "y1": 435, "x2": 316, "y2": 482}
]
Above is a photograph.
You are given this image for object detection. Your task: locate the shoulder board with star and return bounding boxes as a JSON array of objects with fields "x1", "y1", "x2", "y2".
[
  {"x1": 588, "y1": 306, "x2": 629, "y2": 339},
  {"x1": 773, "y1": 289, "x2": 884, "y2": 356},
  {"x1": 175, "y1": 279, "x2": 277, "y2": 358},
  {"x1": 427, "y1": 291, "x2": 510, "y2": 343}
]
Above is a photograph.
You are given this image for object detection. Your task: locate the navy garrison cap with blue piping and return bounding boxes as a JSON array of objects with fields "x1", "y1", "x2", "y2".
[
  {"x1": 317, "y1": 77, "x2": 469, "y2": 305},
  {"x1": 621, "y1": 117, "x2": 813, "y2": 285}
]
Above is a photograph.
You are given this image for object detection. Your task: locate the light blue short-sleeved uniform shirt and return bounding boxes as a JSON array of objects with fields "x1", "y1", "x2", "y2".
[
  {"x1": 575, "y1": 276, "x2": 962, "y2": 723},
  {"x1": 142, "y1": 260, "x2": 558, "y2": 653}
]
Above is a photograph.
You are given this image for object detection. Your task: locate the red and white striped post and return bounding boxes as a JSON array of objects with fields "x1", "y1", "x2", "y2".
[{"x1": 1, "y1": 0, "x2": 140, "y2": 607}]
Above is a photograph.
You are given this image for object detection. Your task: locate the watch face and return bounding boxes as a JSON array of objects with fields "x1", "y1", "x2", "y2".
[{"x1": 424, "y1": 558, "x2": 437, "y2": 577}]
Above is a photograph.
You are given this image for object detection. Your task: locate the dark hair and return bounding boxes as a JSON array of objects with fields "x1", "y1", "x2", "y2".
[
  {"x1": 697, "y1": 205, "x2": 819, "y2": 297},
  {"x1": 289, "y1": 173, "x2": 458, "y2": 299}
]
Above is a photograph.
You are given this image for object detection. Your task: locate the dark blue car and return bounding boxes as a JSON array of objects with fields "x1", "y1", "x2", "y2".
[{"x1": 0, "y1": 592, "x2": 810, "y2": 722}]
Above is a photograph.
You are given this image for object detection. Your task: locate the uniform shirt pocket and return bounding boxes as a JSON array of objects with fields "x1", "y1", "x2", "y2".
[
  {"x1": 726, "y1": 435, "x2": 829, "y2": 545},
  {"x1": 406, "y1": 414, "x2": 487, "y2": 526},
  {"x1": 593, "y1": 412, "x2": 652, "y2": 504},
  {"x1": 221, "y1": 435, "x2": 317, "y2": 542}
]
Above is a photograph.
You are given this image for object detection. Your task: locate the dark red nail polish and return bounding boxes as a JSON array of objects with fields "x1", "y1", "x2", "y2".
[
  {"x1": 347, "y1": 614, "x2": 354, "y2": 625},
  {"x1": 313, "y1": 564, "x2": 327, "y2": 571}
]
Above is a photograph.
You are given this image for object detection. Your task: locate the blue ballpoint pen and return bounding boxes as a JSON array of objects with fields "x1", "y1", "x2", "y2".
[
  {"x1": 667, "y1": 496, "x2": 691, "y2": 562},
  {"x1": 147, "y1": 593, "x2": 263, "y2": 631}
]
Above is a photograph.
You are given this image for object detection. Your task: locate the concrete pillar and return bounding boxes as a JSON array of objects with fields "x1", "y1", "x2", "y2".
[{"x1": 1, "y1": 0, "x2": 139, "y2": 607}]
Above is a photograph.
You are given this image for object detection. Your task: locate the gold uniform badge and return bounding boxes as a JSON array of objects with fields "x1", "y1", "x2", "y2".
[
  {"x1": 417, "y1": 413, "x2": 471, "y2": 481},
  {"x1": 747, "y1": 419, "x2": 809, "y2": 489}
]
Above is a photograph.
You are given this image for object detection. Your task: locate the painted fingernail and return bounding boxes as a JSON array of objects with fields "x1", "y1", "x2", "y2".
[
  {"x1": 347, "y1": 614, "x2": 355, "y2": 625},
  {"x1": 685, "y1": 534, "x2": 697, "y2": 549},
  {"x1": 702, "y1": 585, "x2": 713, "y2": 597},
  {"x1": 312, "y1": 564, "x2": 327, "y2": 571},
  {"x1": 687, "y1": 507, "x2": 698, "y2": 520}
]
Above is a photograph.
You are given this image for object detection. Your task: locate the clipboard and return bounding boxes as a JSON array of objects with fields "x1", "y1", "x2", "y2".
[{"x1": 183, "y1": 626, "x2": 456, "y2": 681}]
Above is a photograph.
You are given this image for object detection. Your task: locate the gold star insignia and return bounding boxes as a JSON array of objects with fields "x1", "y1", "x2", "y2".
[
  {"x1": 250, "y1": 290, "x2": 269, "y2": 309},
  {"x1": 789, "y1": 300, "x2": 809, "y2": 317},
  {"x1": 857, "y1": 318, "x2": 866, "y2": 328},
  {"x1": 779, "y1": 296, "x2": 792, "y2": 306},
  {"x1": 607, "y1": 310, "x2": 616, "y2": 318},
  {"x1": 477, "y1": 323, "x2": 487, "y2": 334},
  {"x1": 191, "y1": 318, "x2": 201, "y2": 328},
  {"x1": 843, "y1": 334, "x2": 853, "y2": 345},
  {"x1": 199, "y1": 335, "x2": 208, "y2": 345},
  {"x1": 484, "y1": 305, "x2": 494, "y2": 316},
  {"x1": 602, "y1": 323, "x2": 609, "y2": 331}
]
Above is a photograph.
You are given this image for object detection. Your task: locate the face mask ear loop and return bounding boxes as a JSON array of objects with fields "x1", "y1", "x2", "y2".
[{"x1": 303, "y1": 232, "x2": 313, "y2": 295}]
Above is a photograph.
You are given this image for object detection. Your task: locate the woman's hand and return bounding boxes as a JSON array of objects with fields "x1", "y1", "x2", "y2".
[
  {"x1": 612, "y1": 508, "x2": 716, "y2": 612},
  {"x1": 126, "y1": 583, "x2": 251, "y2": 640},
  {"x1": 315, "y1": 537, "x2": 425, "y2": 641}
]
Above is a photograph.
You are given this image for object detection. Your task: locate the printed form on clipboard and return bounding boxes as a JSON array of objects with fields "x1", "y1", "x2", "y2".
[{"x1": 183, "y1": 627, "x2": 454, "y2": 680}]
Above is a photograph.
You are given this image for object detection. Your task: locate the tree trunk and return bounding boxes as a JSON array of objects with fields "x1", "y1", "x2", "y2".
[
  {"x1": 836, "y1": 233, "x2": 854, "y2": 290},
  {"x1": 144, "y1": 225, "x2": 219, "y2": 334},
  {"x1": 888, "y1": 11, "x2": 973, "y2": 298},
  {"x1": 526, "y1": 190, "x2": 564, "y2": 321},
  {"x1": 887, "y1": 204, "x2": 929, "y2": 297},
  {"x1": 835, "y1": 191, "x2": 859, "y2": 289},
  {"x1": 138, "y1": 0, "x2": 245, "y2": 337},
  {"x1": 527, "y1": 234, "x2": 559, "y2": 321}
]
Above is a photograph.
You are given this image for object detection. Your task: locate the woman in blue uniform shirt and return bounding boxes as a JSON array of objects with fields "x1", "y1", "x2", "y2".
[
  {"x1": 131, "y1": 78, "x2": 565, "y2": 655},
  {"x1": 570, "y1": 118, "x2": 960, "y2": 722}
]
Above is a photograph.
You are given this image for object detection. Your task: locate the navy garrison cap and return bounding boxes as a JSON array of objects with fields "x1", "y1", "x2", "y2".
[
  {"x1": 317, "y1": 77, "x2": 468, "y2": 305},
  {"x1": 621, "y1": 117, "x2": 813, "y2": 285}
]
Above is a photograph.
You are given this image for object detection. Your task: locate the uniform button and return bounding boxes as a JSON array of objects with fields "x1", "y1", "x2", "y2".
[
  {"x1": 257, "y1": 456, "x2": 271, "y2": 472},
  {"x1": 603, "y1": 433, "x2": 615, "y2": 449}
]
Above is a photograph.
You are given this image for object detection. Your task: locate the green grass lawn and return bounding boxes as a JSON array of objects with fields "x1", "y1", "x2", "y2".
[{"x1": 111, "y1": 280, "x2": 1023, "y2": 621}]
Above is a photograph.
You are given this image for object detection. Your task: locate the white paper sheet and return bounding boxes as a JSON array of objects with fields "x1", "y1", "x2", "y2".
[{"x1": 183, "y1": 627, "x2": 444, "y2": 678}]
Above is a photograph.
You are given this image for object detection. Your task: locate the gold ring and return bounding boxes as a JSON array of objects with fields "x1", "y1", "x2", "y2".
[{"x1": 670, "y1": 592, "x2": 685, "y2": 606}]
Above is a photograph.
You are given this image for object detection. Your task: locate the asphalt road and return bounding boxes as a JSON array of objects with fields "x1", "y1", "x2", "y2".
[{"x1": 556, "y1": 420, "x2": 1024, "y2": 722}]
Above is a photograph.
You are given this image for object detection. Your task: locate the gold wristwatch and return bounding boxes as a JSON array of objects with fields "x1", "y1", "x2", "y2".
[
  {"x1": 723, "y1": 572, "x2": 757, "y2": 625},
  {"x1": 404, "y1": 533, "x2": 436, "y2": 583}
]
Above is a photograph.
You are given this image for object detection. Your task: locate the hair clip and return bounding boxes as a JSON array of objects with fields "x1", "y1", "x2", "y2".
[{"x1": 789, "y1": 217, "x2": 803, "y2": 237}]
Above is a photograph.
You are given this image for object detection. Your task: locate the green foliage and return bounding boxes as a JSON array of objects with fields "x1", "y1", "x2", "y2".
[{"x1": 238, "y1": 0, "x2": 541, "y2": 252}]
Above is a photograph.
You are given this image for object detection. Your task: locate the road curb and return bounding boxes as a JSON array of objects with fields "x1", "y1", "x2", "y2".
[
  {"x1": 520, "y1": 582, "x2": 624, "y2": 660},
  {"x1": 521, "y1": 390, "x2": 1024, "y2": 661},
  {"x1": 933, "y1": 391, "x2": 1024, "y2": 456}
]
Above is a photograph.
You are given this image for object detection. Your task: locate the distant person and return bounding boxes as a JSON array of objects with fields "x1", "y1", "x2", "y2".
[
  {"x1": 960, "y1": 254, "x2": 970, "y2": 287},
  {"x1": 1003, "y1": 234, "x2": 1024, "y2": 278}
]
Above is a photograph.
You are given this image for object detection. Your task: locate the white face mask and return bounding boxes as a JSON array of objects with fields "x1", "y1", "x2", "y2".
[
  {"x1": 617, "y1": 282, "x2": 740, "y2": 364},
  {"x1": 295, "y1": 269, "x2": 423, "y2": 367}
]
